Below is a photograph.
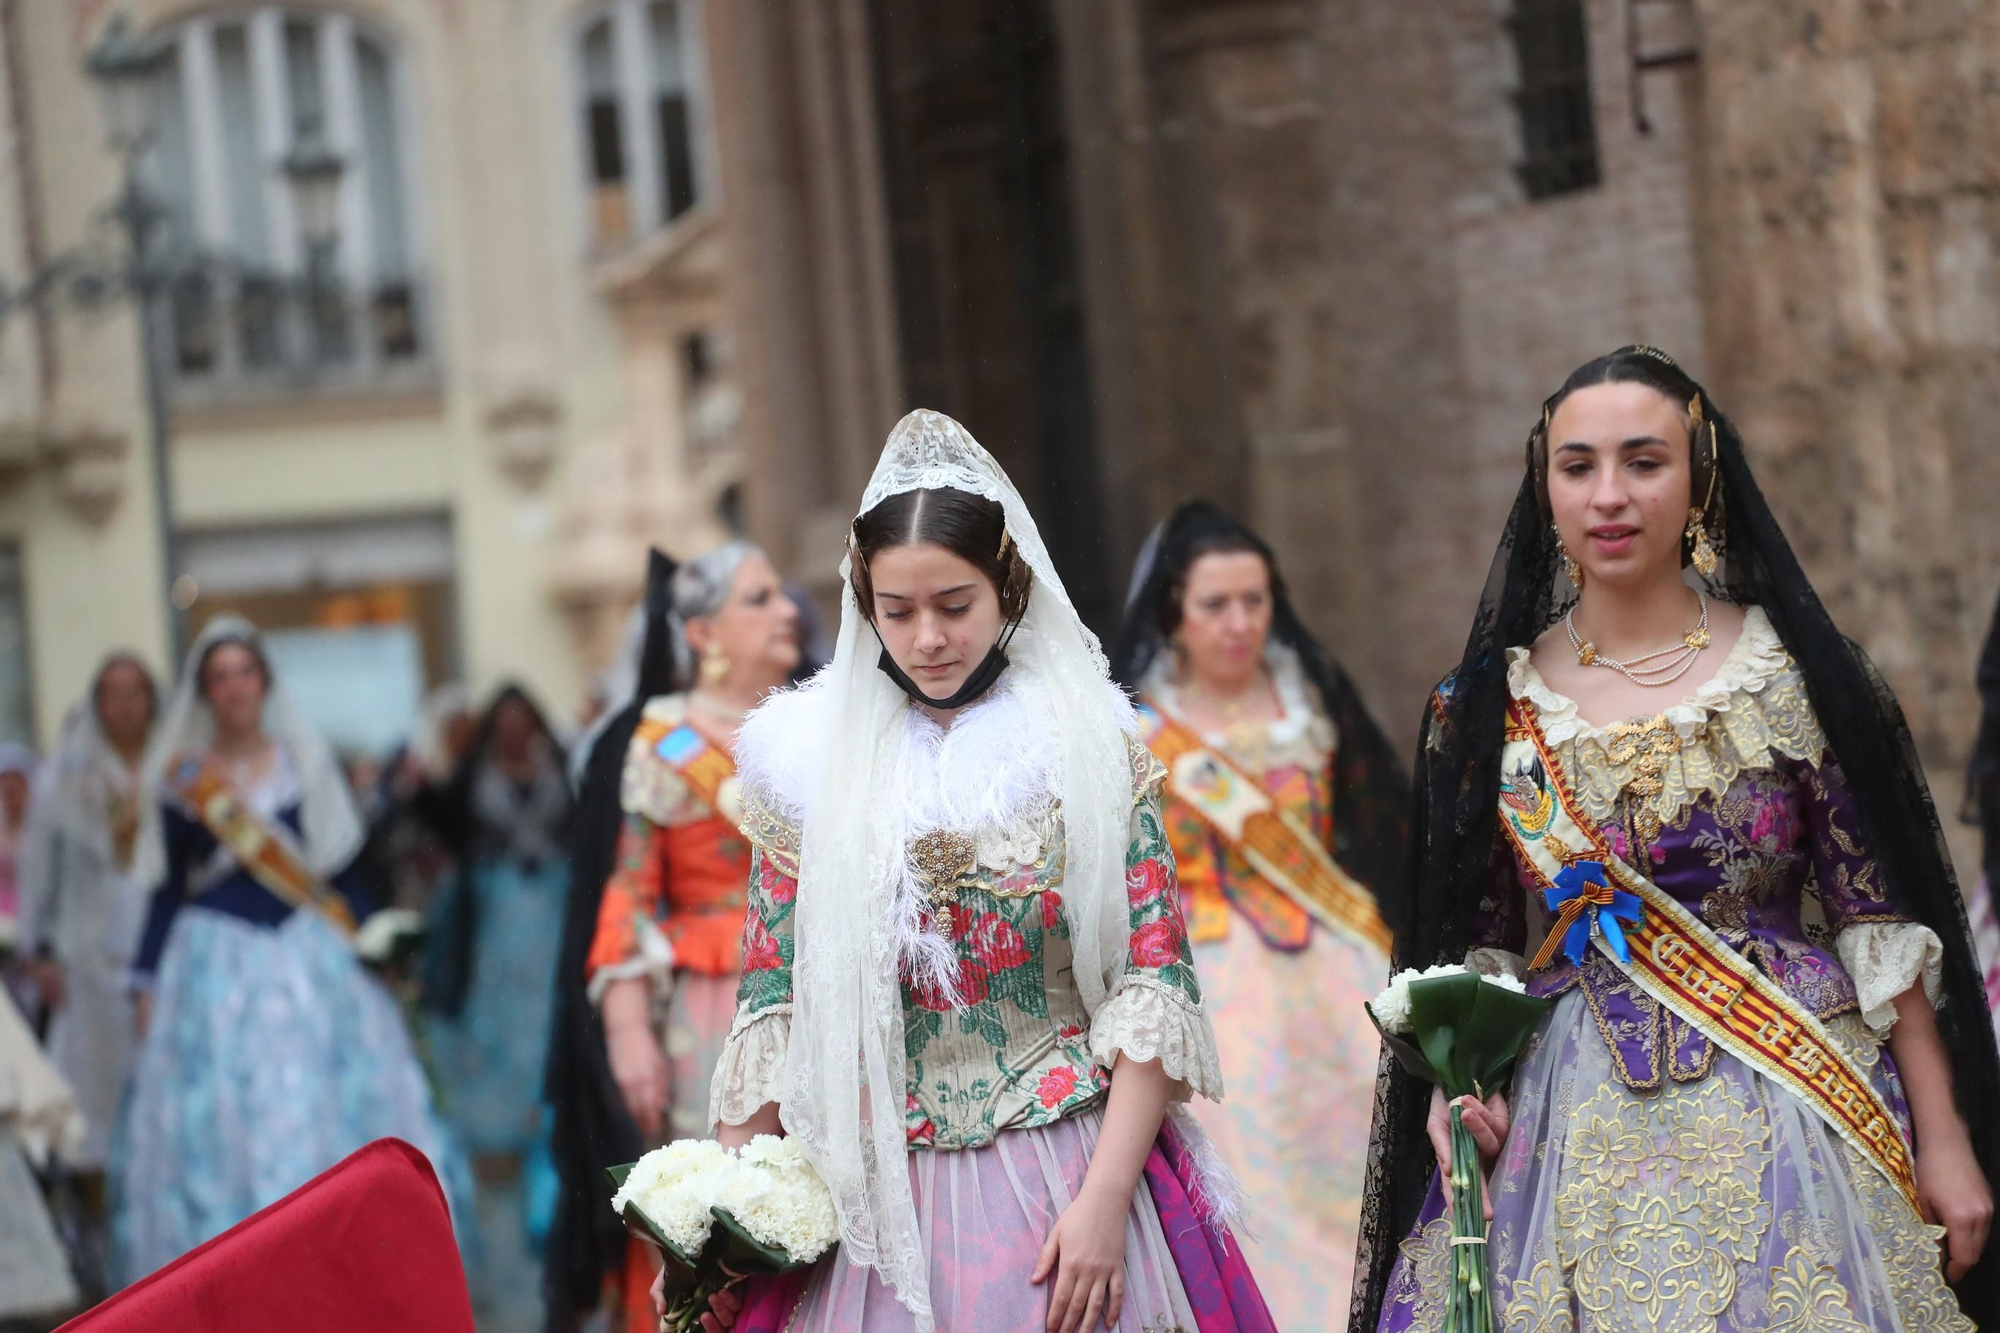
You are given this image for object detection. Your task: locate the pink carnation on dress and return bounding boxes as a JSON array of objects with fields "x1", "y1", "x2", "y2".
[
  {"x1": 743, "y1": 917, "x2": 782, "y2": 972},
  {"x1": 910, "y1": 961, "x2": 990, "y2": 1012},
  {"x1": 1126, "y1": 857, "x2": 1169, "y2": 910},
  {"x1": 765, "y1": 864, "x2": 797, "y2": 905},
  {"x1": 1041, "y1": 890, "x2": 1064, "y2": 932},
  {"x1": 1035, "y1": 1065, "x2": 1080, "y2": 1109},
  {"x1": 1129, "y1": 919, "x2": 1182, "y2": 968},
  {"x1": 968, "y1": 913, "x2": 1030, "y2": 973}
]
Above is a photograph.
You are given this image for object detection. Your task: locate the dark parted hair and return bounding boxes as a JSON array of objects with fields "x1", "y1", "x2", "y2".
[
  {"x1": 1534, "y1": 346, "x2": 1722, "y2": 567},
  {"x1": 849, "y1": 487, "x2": 1032, "y2": 622}
]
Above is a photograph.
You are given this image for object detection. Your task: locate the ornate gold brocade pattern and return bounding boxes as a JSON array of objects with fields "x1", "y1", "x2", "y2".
[
  {"x1": 1391, "y1": 1218, "x2": 1455, "y2": 1330},
  {"x1": 1477, "y1": 1047, "x2": 1973, "y2": 1333},
  {"x1": 1765, "y1": 1249, "x2": 1869, "y2": 1333},
  {"x1": 1506, "y1": 614, "x2": 1829, "y2": 836}
]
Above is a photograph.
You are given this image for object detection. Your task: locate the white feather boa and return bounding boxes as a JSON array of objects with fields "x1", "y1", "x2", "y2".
[{"x1": 736, "y1": 667, "x2": 1135, "y2": 1003}]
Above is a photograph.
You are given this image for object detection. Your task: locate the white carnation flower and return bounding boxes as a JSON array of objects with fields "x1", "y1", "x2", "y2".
[
  {"x1": 1481, "y1": 969, "x2": 1527, "y2": 995},
  {"x1": 612, "y1": 1139, "x2": 737, "y2": 1257},
  {"x1": 612, "y1": 1134, "x2": 841, "y2": 1267},
  {"x1": 720, "y1": 1135, "x2": 840, "y2": 1263}
]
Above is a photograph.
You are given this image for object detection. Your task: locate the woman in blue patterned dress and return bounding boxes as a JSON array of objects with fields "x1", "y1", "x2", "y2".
[{"x1": 115, "y1": 616, "x2": 457, "y2": 1282}]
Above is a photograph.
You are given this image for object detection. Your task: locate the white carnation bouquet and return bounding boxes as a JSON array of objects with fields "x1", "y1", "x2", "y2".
[
  {"x1": 1365, "y1": 963, "x2": 1547, "y2": 1333},
  {"x1": 608, "y1": 1135, "x2": 838, "y2": 1330}
]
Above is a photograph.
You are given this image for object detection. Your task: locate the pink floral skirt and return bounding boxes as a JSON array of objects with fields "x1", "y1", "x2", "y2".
[{"x1": 736, "y1": 1112, "x2": 1271, "y2": 1332}]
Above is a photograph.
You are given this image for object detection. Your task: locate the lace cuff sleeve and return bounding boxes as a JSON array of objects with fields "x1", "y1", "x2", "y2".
[
  {"x1": 1837, "y1": 920, "x2": 1945, "y2": 1037},
  {"x1": 708, "y1": 1005, "x2": 791, "y2": 1129},
  {"x1": 1088, "y1": 976, "x2": 1224, "y2": 1104}
]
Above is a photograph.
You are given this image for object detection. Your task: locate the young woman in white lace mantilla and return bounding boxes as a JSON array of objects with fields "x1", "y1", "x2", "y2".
[{"x1": 681, "y1": 412, "x2": 1274, "y2": 1333}]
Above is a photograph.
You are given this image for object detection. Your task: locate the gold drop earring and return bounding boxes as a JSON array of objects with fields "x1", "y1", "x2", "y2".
[
  {"x1": 1554, "y1": 523, "x2": 1584, "y2": 590},
  {"x1": 700, "y1": 644, "x2": 731, "y2": 686},
  {"x1": 1684, "y1": 408, "x2": 1720, "y2": 579}
]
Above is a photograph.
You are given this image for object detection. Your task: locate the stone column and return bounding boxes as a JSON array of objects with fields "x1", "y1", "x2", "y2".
[
  {"x1": 1687, "y1": 0, "x2": 2000, "y2": 856},
  {"x1": 701, "y1": 0, "x2": 903, "y2": 597}
]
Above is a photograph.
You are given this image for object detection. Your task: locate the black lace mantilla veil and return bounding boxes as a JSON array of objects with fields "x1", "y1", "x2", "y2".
[
  {"x1": 1968, "y1": 586, "x2": 2000, "y2": 884},
  {"x1": 542, "y1": 549, "x2": 680, "y2": 1331},
  {"x1": 1110, "y1": 498, "x2": 1410, "y2": 923},
  {"x1": 1347, "y1": 346, "x2": 2000, "y2": 1332},
  {"x1": 417, "y1": 682, "x2": 571, "y2": 1019}
]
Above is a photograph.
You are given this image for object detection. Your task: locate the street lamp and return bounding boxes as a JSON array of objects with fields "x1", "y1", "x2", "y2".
[
  {"x1": 2, "y1": 19, "x2": 351, "y2": 657},
  {"x1": 282, "y1": 118, "x2": 345, "y2": 361},
  {"x1": 283, "y1": 119, "x2": 345, "y2": 247},
  {"x1": 85, "y1": 16, "x2": 166, "y2": 159},
  {"x1": 84, "y1": 16, "x2": 187, "y2": 650}
]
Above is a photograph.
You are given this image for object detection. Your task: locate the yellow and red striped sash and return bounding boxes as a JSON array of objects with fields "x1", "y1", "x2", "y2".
[
  {"x1": 1498, "y1": 698, "x2": 1920, "y2": 1212},
  {"x1": 1141, "y1": 708, "x2": 1391, "y2": 956},
  {"x1": 170, "y1": 756, "x2": 356, "y2": 936}
]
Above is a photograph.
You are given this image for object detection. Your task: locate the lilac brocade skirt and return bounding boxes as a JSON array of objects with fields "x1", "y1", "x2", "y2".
[
  {"x1": 735, "y1": 1112, "x2": 1273, "y2": 1333},
  {"x1": 1375, "y1": 990, "x2": 1970, "y2": 1332}
]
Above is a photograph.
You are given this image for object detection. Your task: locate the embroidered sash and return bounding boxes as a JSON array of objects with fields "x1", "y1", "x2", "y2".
[
  {"x1": 631, "y1": 712, "x2": 742, "y2": 829},
  {"x1": 1141, "y1": 708, "x2": 1391, "y2": 956},
  {"x1": 1498, "y1": 697, "x2": 1921, "y2": 1212},
  {"x1": 169, "y1": 756, "x2": 355, "y2": 936}
]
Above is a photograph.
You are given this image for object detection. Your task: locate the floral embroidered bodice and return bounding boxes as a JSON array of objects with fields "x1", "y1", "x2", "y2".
[
  {"x1": 726, "y1": 739, "x2": 1205, "y2": 1150},
  {"x1": 1476, "y1": 607, "x2": 1942, "y2": 1090},
  {"x1": 710, "y1": 677, "x2": 1220, "y2": 1154}
]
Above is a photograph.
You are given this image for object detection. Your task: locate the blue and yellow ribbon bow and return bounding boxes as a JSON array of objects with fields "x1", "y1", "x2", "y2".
[{"x1": 1529, "y1": 859, "x2": 1644, "y2": 970}]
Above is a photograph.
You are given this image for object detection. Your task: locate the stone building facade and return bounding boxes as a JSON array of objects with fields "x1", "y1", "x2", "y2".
[
  {"x1": 0, "y1": 0, "x2": 1991, "y2": 868},
  {"x1": 703, "y1": 0, "x2": 1996, "y2": 865}
]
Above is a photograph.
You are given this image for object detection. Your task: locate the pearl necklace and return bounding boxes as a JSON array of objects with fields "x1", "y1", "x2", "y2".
[{"x1": 1566, "y1": 590, "x2": 1712, "y2": 687}]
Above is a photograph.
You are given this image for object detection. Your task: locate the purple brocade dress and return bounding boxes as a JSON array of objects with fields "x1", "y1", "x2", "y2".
[{"x1": 1378, "y1": 610, "x2": 1971, "y2": 1333}]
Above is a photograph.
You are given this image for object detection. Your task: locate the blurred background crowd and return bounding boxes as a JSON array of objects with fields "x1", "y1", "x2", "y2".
[{"x1": 0, "y1": 1, "x2": 1996, "y2": 1330}]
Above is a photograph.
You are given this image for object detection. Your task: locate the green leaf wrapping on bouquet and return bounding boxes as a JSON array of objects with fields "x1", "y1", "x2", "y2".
[
  {"x1": 1400, "y1": 974, "x2": 1554, "y2": 1100},
  {"x1": 1365, "y1": 1002, "x2": 1442, "y2": 1087},
  {"x1": 606, "y1": 1163, "x2": 708, "y2": 1282},
  {"x1": 1456, "y1": 983, "x2": 1554, "y2": 1097},
  {"x1": 708, "y1": 1208, "x2": 802, "y2": 1274}
]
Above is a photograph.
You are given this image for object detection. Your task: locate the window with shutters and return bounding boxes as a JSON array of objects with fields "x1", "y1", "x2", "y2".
[
  {"x1": 145, "y1": 8, "x2": 430, "y2": 398},
  {"x1": 575, "y1": 0, "x2": 710, "y2": 250},
  {"x1": 1508, "y1": 0, "x2": 1602, "y2": 200}
]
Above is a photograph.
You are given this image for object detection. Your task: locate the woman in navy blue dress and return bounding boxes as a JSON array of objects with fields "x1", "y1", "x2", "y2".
[{"x1": 115, "y1": 616, "x2": 456, "y2": 1281}]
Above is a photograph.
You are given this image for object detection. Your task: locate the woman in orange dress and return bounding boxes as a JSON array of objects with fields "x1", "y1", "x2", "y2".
[
  {"x1": 1113, "y1": 500, "x2": 1409, "y2": 1326},
  {"x1": 584, "y1": 542, "x2": 799, "y2": 1333}
]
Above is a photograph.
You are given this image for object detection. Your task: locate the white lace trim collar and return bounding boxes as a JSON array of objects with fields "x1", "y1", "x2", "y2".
[
  {"x1": 1140, "y1": 643, "x2": 1336, "y2": 764},
  {"x1": 1505, "y1": 605, "x2": 1792, "y2": 747}
]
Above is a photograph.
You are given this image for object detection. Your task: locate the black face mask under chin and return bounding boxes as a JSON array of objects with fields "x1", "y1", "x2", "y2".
[{"x1": 874, "y1": 606, "x2": 1026, "y2": 711}]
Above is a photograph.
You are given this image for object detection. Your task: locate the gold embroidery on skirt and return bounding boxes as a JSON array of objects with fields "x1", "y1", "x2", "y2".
[
  {"x1": 1536, "y1": 1078, "x2": 1773, "y2": 1333},
  {"x1": 1503, "y1": 1258, "x2": 1575, "y2": 1333},
  {"x1": 1766, "y1": 1248, "x2": 1869, "y2": 1333},
  {"x1": 1387, "y1": 1216, "x2": 1454, "y2": 1329}
]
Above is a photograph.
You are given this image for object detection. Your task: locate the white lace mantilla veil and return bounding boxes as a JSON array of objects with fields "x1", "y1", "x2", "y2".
[
  {"x1": 774, "y1": 410, "x2": 1144, "y2": 1327},
  {"x1": 130, "y1": 614, "x2": 365, "y2": 896}
]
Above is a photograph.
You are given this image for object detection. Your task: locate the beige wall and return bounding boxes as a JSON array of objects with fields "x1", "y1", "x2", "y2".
[{"x1": 0, "y1": 0, "x2": 736, "y2": 744}]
